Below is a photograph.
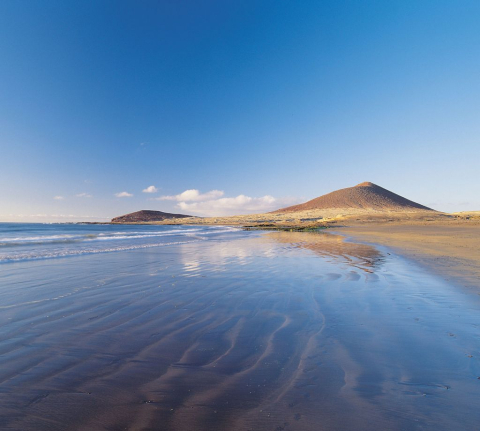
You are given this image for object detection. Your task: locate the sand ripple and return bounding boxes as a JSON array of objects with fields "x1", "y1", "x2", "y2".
[{"x1": 0, "y1": 232, "x2": 479, "y2": 430}]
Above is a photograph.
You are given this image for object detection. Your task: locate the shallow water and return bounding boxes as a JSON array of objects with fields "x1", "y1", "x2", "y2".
[
  {"x1": 0, "y1": 225, "x2": 479, "y2": 430},
  {"x1": 0, "y1": 223, "x2": 237, "y2": 262}
]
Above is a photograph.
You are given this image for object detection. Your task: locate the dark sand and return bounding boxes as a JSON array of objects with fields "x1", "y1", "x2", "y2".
[{"x1": 0, "y1": 231, "x2": 479, "y2": 430}]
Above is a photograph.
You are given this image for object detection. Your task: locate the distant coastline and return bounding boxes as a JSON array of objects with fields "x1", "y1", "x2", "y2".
[{"x1": 102, "y1": 181, "x2": 480, "y2": 292}]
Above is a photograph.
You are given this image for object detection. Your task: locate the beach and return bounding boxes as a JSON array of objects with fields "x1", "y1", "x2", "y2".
[
  {"x1": 338, "y1": 218, "x2": 480, "y2": 291},
  {"x1": 0, "y1": 224, "x2": 479, "y2": 430},
  {"x1": 132, "y1": 210, "x2": 480, "y2": 293},
  {"x1": 3, "y1": 1, "x2": 479, "y2": 429}
]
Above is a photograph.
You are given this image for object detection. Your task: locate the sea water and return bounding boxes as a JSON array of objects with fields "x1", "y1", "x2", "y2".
[{"x1": 0, "y1": 223, "x2": 240, "y2": 262}]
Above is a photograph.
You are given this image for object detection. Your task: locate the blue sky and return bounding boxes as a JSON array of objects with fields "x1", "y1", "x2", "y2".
[{"x1": 1, "y1": 0, "x2": 479, "y2": 221}]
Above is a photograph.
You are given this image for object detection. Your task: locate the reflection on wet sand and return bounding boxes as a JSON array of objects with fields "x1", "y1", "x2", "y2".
[
  {"x1": 263, "y1": 231, "x2": 384, "y2": 272},
  {"x1": 0, "y1": 231, "x2": 479, "y2": 430}
]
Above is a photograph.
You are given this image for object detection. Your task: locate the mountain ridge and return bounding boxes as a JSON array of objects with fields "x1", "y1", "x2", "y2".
[
  {"x1": 111, "y1": 210, "x2": 193, "y2": 223},
  {"x1": 273, "y1": 182, "x2": 433, "y2": 213}
]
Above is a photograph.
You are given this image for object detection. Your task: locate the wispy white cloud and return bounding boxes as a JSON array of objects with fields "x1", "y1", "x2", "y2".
[
  {"x1": 53, "y1": 196, "x2": 64, "y2": 200},
  {"x1": 76, "y1": 192, "x2": 92, "y2": 198},
  {"x1": 49, "y1": 214, "x2": 104, "y2": 219},
  {"x1": 161, "y1": 189, "x2": 301, "y2": 216},
  {"x1": 1, "y1": 214, "x2": 108, "y2": 221},
  {"x1": 157, "y1": 189, "x2": 224, "y2": 202},
  {"x1": 142, "y1": 185, "x2": 158, "y2": 193},
  {"x1": 115, "y1": 191, "x2": 133, "y2": 198}
]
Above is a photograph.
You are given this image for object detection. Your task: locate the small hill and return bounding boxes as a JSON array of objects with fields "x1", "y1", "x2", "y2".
[
  {"x1": 273, "y1": 182, "x2": 433, "y2": 213},
  {"x1": 111, "y1": 210, "x2": 192, "y2": 223}
]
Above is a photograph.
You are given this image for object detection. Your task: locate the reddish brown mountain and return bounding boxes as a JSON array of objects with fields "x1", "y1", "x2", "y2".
[
  {"x1": 273, "y1": 182, "x2": 433, "y2": 213},
  {"x1": 111, "y1": 210, "x2": 192, "y2": 223}
]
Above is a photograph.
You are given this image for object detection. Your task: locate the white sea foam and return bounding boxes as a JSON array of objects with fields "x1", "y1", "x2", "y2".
[
  {"x1": 0, "y1": 234, "x2": 82, "y2": 242},
  {"x1": 0, "y1": 239, "x2": 205, "y2": 262},
  {"x1": 0, "y1": 225, "x2": 241, "y2": 263},
  {"x1": 0, "y1": 226, "x2": 236, "y2": 244}
]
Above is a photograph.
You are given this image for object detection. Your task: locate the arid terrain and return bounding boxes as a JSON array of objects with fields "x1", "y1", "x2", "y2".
[{"x1": 273, "y1": 181, "x2": 432, "y2": 212}]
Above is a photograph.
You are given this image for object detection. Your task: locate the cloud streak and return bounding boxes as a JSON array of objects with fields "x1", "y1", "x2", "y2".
[
  {"x1": 157, "y1": 189, "x2": 224, "y2": 202},
  {"x1": 76, "y1": 192, "x2": 92, "y2": 198},
  {"x1": 142, "y1": 185, "x2": 158, "y2": 193},
  {"x1": 115, "y1": 191, "x2": 133, "y2": 197},
  {"x1": 0, "y1": 214, "x2": 109, "y2": 222},
  {"x1": 160, "y1": 189, "x2": 301, "y2": 216}
]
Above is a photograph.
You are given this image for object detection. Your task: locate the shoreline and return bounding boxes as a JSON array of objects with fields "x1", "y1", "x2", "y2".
[
  {"x1": 244, "y1": 220, "x2": 480, "y2": 293},
  {"x1": 96, "y1": 210, "x2": 480, "y2": 292},
  {"x1": 334, "y1": 222, "x2": 480, "y2": 292},
  {"x1": 1, "y1": 220, "x2": 480, "y2": 429}
]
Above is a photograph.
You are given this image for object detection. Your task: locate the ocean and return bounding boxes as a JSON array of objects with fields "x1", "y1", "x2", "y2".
[
  {"x1": 0, "y1": 223, "x2": 479, "y2": 430},
  {"x1": 0, "y1": 223, "x2": 240, "y2": 263}
]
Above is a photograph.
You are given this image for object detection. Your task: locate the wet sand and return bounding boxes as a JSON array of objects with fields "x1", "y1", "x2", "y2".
[
  {"x1": 338, "y1": 221, "x2": 480, "y2": 291},
  {"x1": 0, "y1": 231, "x2": 479, "y2": 430},
  {"x1": 131, "y1": 210, "x2": 480, "y2": 292}
]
